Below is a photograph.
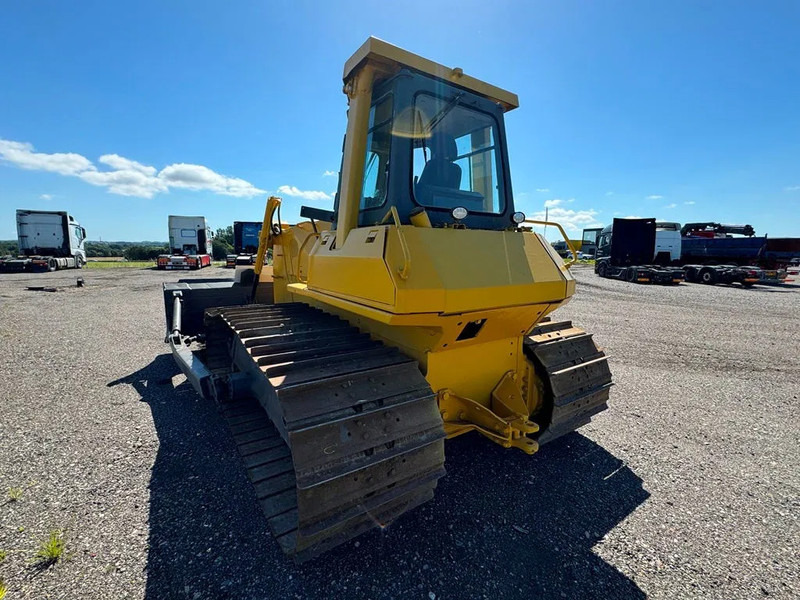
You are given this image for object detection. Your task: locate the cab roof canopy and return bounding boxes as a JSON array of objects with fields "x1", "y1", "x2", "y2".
[{"x1": 344, "y1": 37, "x2": 519, "y2": 112}]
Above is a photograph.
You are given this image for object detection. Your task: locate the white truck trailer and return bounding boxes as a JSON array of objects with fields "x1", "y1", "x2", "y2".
[
  {"x1": 156, "y1": 215, "x2": 213, "y2": 270},
  {"x1": 0, "y1": 209, "x2": 87, "y2": 272}
]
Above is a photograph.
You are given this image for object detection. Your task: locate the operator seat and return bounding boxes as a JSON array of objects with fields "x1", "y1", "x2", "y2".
[{"x1": 417, "y1": 133, "x2": 461, "y2": 191}]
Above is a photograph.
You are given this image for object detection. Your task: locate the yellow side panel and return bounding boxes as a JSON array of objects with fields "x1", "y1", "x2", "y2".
[
  {"x1": 307, "y1": 228, "x2": 395, "y2": 307},
  {"x1": 385, "y1": 228, "x2": 571, "y2": 314}
]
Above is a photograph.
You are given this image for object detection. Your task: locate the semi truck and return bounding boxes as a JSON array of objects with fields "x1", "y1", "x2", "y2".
[
  {"x1": 0, "y1": 209, "x2": 87, "y2": 272},
  {"x1": 595, "y1": 219, "x2": 781, "y2": 286},
  {"x1": 225, "y1": 221, "x2": 263, "y2": 268},
  {"x1": 594, "y1": 218, "x2": 684, "y2": 284},
  {"x1": 680, "y1": 222, "x2": 787, "y2": 283},
  {"x1": 156, "y1": 215, "x2": 213, "y2": 270}
]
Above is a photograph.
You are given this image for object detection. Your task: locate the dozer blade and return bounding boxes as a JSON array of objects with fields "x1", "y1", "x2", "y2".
[
  {"x1": 205, "y1": 303, "x2": 446, "y2": 562},
  {"x1": 524, "y1": 320, "x2": 613, "y2": 445}
]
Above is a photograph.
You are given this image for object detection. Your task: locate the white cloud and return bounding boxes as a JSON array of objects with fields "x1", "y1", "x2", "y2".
[
  {"x1": 646, "y1": 194, "x2": 663, "y2": 200},
  {"x1": 276, "y1": 185, "x2": 332, "y2": 202},
  {"x1": 784, "y1": 185, "x2": 800, "y2": 191},
  {"x1": 0, "y1": 139, "x2": 93, "y2": 175},
  {"x1": 536, "y1": 188, "x2": 550, "y2": 193},
  {"x1": 159, "y1": 164, "x2": 263, "y2": 197},
  {"x1": 543, "y1": 198, "x2": 575, "y2": 208},
  {"x1": 80, "y1": 168, "x2": 168, "y2": 198},
  {"x1": 99, "y1": 154, "x2": 157, "y2": 176},
  {"x1": 40, "y1": 193, "x2": 52, "y2": 200},
  {"x1": 605, "y1": 191, "x2": 615, "y2": 196},
  {"x1": 530, "y1": 207, "x2": 601, "y2": 231},
  {"x1": 664, "y1": 203, "x2": 677, "y2": 209},
  {"x1": 623, "y1": 215, "x2": 643, "y2": 219},
  {"x1": 684, "y1": 201, "x2": 696, "y2": 205},
  {"x1": 0, "y1": 138, "x2": 264, "y2": 199},
  {"x1": 322, "y1": 170, "x2": 337, "y2": 177}
]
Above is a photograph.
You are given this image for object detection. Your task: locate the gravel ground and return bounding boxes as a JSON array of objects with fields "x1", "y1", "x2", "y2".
[{"x1": 0, "y1": 264, "x2": 797, "y2": 600}]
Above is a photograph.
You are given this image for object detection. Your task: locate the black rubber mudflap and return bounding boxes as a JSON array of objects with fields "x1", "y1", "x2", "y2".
[
  {"x1": 206, "y1": 303, "x2": 446, "y2": 562},
  {"x1": 524, "y1": 320, "x2": 612, "y2": 445}
]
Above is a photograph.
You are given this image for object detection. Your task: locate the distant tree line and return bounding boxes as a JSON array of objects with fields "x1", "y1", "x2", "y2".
[
  {"x1": 85, "y1": 241, "x2": 169, "y2": 261},
  {"x1": 212, "y1": 226, "x2": 234, "y2": 260},
  {"x1": 0, "y1": 240, "x2": 18, "y2": 256},
  {"x1": 1, "y1": 239, "x2": 170, "y2": 260},
  {"x1": 1, "y1": 236, "x2": 246, "y2": 262}
]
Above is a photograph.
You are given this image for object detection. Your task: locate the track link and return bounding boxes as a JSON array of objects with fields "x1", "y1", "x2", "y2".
[
  {"x1": 205, "y1": 303, "x2": 446, "y2": 562},
  {"x1": 524, "y1": 320, "x2": 612, "y2": 444}
]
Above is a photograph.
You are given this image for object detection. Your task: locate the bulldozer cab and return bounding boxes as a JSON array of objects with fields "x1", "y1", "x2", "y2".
[{"x1": 330, "y1": 38, "x2": 521, "y2": 241}]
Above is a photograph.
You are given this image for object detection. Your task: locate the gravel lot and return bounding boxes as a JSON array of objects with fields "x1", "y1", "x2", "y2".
[{"x1": 0, "y1": 264, "x2": 797, "y2": 599}]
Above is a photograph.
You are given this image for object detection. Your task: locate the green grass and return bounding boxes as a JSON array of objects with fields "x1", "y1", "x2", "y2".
[
  {"x1": 0, "y1": 577, "x2": 7, "y2": 599},
  {"x1": 85, "y1": 260, "x2": 155, "y2": 269},
  {"x1": 32, "y1": 530, "x2": 65, "y2": 569},
  {"x1": 7, "y1": 487, "x2": 22, "y2": 502},
  {"x1": 0, "y1": 549, "x2": 6, "y2": 563}
]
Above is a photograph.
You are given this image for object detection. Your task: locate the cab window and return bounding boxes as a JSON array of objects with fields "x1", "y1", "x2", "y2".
[
  {"x1": 412, "y1": 93, "x2": 503, "y2": 214},
  {"x1": 360, "y1": 95, "x2": 392, "y2": 210}
]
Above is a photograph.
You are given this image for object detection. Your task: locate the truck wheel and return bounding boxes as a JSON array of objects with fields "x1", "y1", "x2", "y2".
[
  {"x1": 597, "y1": 262, "x2": 608, "y2": 278},
  {"x1": 700, "y1": 269, "x2": 717, "y2": 285},
  {"x1": 684, "y1": 268, "x2": 696, "y2": 283},
  {"x1": 48, "y1": 259, "x2": 57, "y2": 272},
  {"x1": 626, "y1": 268, "x2": 637, "y2": 283},
  {"x1": 75, "y1": 256, "x2": 84, "y2": 269}
]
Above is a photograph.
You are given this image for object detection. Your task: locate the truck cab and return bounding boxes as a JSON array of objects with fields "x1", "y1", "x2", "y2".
[
  {"x1": 226, "y1": 221, "x2": 263, "y2": 267},
  {"x1": 595, "y1": 218, "x2": 683, "y2": 284},
  {"x1": 156, "y1": 215, "x2": 213, "y2": 270},
  {"x1": 654, "y1": 221, "x2": 682, "y2": 264},
  {"x1": 0, "y1": 210, "x2": 87, "y2": 272}
]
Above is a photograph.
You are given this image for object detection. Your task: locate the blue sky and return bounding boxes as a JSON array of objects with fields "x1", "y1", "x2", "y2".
[{"x1": 1, "y1": 0, "x2": 799, "y2": 241}]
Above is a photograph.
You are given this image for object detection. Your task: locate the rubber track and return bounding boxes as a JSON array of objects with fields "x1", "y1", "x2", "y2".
[
  {"x1": 206, "y1": 303, "x2": 446, "y2": 562},
  {"x1": 524, "y1": 320, "x2": 613, "y2": 444}
]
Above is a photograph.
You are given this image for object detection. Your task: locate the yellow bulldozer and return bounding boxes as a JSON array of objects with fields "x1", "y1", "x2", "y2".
[{"x1": 162, "y1": 37, "x2": 612, "y2": 562}]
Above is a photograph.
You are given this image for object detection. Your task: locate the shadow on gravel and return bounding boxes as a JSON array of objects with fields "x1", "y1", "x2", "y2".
[{"x1": 111, "y1": 354, "x2": 649, "y2": 600}]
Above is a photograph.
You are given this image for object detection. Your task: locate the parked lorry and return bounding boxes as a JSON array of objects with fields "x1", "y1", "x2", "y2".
[
  {"x1": 680, "y1": 222, "x2": 787, "y2": 284},
  {"x1": 156, "y1": 215, "x2": 213, "y2": 270},
  {"x1": 594, "y1": 218, "x2": 684, "y2": 284},
  {"x1": 0, "y1": 209, "x2": 87, "y2": 272},
  {"x1": 596, "y1": 219, "x2": 780, "y2": 286},
  {"x1": 225, "y1": 221, "x2": 263, "y2": 267}
]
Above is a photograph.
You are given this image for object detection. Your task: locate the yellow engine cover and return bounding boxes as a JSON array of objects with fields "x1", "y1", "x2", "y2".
[{"x1": 267, "y1": 223, "x2": 574, "y2": 414}]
